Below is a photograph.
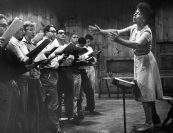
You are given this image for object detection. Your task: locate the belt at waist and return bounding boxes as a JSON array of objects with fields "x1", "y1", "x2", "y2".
[
  {"x1": 134, "y1": 51, "x2": 149, "y2": 56},
  {"x1": 40, "y1": 68, "x2": 57, "y2": 73}
]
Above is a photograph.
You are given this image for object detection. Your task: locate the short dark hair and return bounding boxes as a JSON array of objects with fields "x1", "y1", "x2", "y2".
[
  {"x1": 85, "y1": 34, "x2": 93, "y2": 41},
  {"x1": 0, "y1": 14, "x2": 7, "y2": 20},
  {"x1": 57, "y1": 29, "x2": 65, "y2": 34},
  {"x1": 78, "y1": 37, "x2": 86, "y2": 45},
  {"x1": 137, "y1": 2, "x2": 153, "y2": 24},
  {"x1": 43, "y1": 25, "x2": 55, "y2": 35}
]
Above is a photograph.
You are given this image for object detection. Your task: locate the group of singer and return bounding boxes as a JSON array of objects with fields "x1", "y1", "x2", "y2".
[
  {"x1": 0, "y1": 1, "x2": 165, "y2": 133},
  {"x1": 0, "y1": 13, "x2": 99, "y2": 133}
]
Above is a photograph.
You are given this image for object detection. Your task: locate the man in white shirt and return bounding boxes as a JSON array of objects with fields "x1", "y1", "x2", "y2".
[
  {"x1": 56, "y1": 31, "x2": 82, "y2": 124},
  {"x1": 80, "y1": 34, "x2": 98, "y2": 114},
  {"x1": 38, "y1": 25, "x2": 65, "y2": 133},
  {"x1": 21, "y1": 21, "x2": 44, "y2": 133},
  {"x1": 69, "y1": 33, "x2": 83, "y2": 121}
]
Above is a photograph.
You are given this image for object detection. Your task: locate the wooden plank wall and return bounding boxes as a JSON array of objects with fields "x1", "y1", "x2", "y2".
[
  {"x1": 1, "y1": 0, "x2": 171, "y2": 93},
  {"x1": 155, "y1": 3, "x2": 173, "y2": 93},
  {"x1": 62, "y1": 0, "x2": 137, "y2": 91},
  {"x1": 0, "y1": 0, "x2": 137, "y2": 92},
  {"x1": 0, "y1": 2, "x2": 58, "y2": 32},
  {"x1": 0, "y1": 0, "x2": 142, "y2": 92},
  {"x1": 155, "y1": 5, "x2": 173, "y2": 41}
]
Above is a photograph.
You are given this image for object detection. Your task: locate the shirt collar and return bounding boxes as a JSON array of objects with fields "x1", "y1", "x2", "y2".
[{"x1": 22, "y1": 37, "x2": 31, "y2": 44}]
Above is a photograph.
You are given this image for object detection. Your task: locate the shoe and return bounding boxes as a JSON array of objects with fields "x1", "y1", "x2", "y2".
[
  {"x1": 89, "y1": 110, "x2": 101, "y2": 115},
  {"x1": 69, "y1": 115, "x2": 81, "y2": 125},
  {"x1": 51, "y1": 128, "x2": 65, "y2": 133},
  {"x1": 48, "y1": 122, "x2": 65, "y2": 133},
  {"x1": 78, "y1": 111, "x2": 85, "y2": 120},
  {"x1": 132, "y1": 122, "x2": 146, "y2": 128},
  {"x1": 85, "y1": 106, "x2": 90, "y2": 111},
  {"x1": 136, "y1": 123, "x2": 154, "y2": 132},
  {"x1": 57, "y1": 122, "x2": 66, "y2": 133},
  {"x1": 154, "y1": 122, "x2": 162, "y2": 128},
  {"x1": 56, "y1": 127, "x2": 65, "y2": 133},
  {"x1": 153, "y1": 117, "x2": 162, "y2": 128},
  {"x1": 153, "y1": 115, "x2": 161, "y2": 125}
]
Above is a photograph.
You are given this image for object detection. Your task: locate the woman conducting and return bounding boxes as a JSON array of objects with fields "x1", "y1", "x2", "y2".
[{"x1": 89, "y1": 2, "x2": 163, "y2": 131}]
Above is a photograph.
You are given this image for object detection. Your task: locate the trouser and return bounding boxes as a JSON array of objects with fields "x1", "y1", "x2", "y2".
[
  {"x1": 85, "y1": 66, "x2": 96, "y2": 92},
  {"x1": 40, "y1": 69, "x2": 59, "y2": 127},
  {"x1": 16, "y1": 76, "x2": 29, "y2": 133},
  {"x1": 27, "y1": 78, "x2": 44, "y2": 133},
  {"x1": 0, "y1": 80, "x2": 19, "y2": 133},
  {"x1": 73, "y1": 71, "x2": 81, "y2": 115},
  {"x1": 57, "y1": 68, "x2": 78, "y2": 119},
  {"x1": 78, "y1": 68, "x2": 95, "y2": 112}
]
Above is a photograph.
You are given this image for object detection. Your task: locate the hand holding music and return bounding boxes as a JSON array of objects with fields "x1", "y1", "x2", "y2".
[
  {"x1": 26, "y1": 63, "x2": 35, "y2": 70},
  {"x1": 0, "y1": 37, "x2": 8, "y2": 47},
  {"x1": 57, "y1": 54, "x2": 65, "y2": 61},
  {"x1": 79, "y1": 55, "x2": 87, "y2": 61},
  {"x1": 66, "y1": 54, "x2": 74, "y2": 64},
  {"x1": 54, "y1": 45, "x2": 67, "y2": 55},
  {"x1": 23, "y1": 56, "x2": 30, "y2": 64}
]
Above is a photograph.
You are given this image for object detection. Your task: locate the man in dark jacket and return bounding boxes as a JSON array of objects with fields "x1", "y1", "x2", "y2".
[{"x1": 0, "y1": 14, "x2": 20, "y2": 133}]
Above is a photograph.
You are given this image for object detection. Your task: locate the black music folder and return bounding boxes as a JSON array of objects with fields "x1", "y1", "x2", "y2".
[
  {"x1": 86, "y1": 50, "x2": 102, "y2": 58},
  {"x1": 63, "y1": 43, "x2": 88, "y2": 56},
  {"x1": 26, "y1": 39, "x2": 51, "y2": 59},
  {"x1": 44, "y1": 47, "x2": 58, "y2": 58}
]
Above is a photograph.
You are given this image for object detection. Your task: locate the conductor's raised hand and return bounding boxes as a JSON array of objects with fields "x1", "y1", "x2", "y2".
[
  {"x1": 88, "y1": 24, "x2": 101, "y2": 34},
  {"x1": 108, "y1": 31, "x2": 119, "y2": 41}
]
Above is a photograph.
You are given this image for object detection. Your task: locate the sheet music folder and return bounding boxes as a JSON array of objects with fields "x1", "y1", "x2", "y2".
[
  {"x1": 26, "y1": 39, "x2": 51, "y2": 59},
  {"x1": 63, "y1": 43, "x2": 88, "y2": 55},
  {"x1": 112, "y1": 77, "x2": 135, "y2": 88},
  {"x1": 2, "y1": 17, "x2": 23, "y2": 41},
  {"x1": 45, "y1": 47, "x2": 58, "y2": 57}
]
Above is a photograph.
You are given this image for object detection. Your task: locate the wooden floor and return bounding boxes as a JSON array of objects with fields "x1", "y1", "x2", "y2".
[{"x1": 60, "y1": 94, "x2": 172, "y2": 133}]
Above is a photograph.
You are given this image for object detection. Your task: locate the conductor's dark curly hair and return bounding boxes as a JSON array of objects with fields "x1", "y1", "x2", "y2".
[{"x1": 137, "y1": 2, "x2": 153, "y2": 24}]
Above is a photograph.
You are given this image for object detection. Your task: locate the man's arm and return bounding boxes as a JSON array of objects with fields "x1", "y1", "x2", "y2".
[{"x1": 6, "y1": 42, "x2": 29, "y2": 62}]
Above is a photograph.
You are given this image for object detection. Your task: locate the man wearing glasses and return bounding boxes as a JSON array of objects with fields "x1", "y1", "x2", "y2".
[
  {"x1": 37, "y1": 25, "x2": 65, "y2": 133},
  {"x1": 56, "y1": 31, "x2": 81, "y2": 124},
  {"x1": 56, "y1": 29, "x2": 66, "y2": 44},
  {"x1": 56, "y1": 30, "x2": 74, "y2": 117}
]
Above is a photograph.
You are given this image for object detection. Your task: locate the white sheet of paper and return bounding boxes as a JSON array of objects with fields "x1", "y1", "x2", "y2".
[{"x1": 2, "y1": 17, "x2": 23, "y2": 41}]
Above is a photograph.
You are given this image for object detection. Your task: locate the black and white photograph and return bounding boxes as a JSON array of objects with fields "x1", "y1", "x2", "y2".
[{"x1": 0, "y1": 0, "x2": 173, "y2": 133}]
